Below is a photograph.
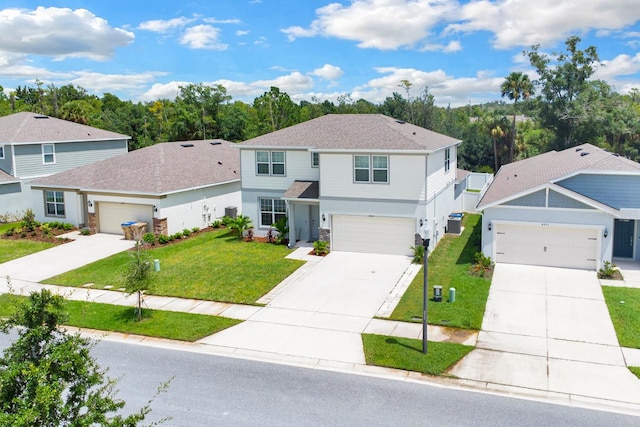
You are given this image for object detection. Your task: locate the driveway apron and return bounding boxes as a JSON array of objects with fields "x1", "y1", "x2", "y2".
[
  {"x1": 199, "y1": 252, "x2": 413, "y2": 364},
  {"x1": 0, "y1": 233, "x2": 135, "y2": 283},
  {"x1": 448, "y1": 264, "x2": 640, "y2": 404}
]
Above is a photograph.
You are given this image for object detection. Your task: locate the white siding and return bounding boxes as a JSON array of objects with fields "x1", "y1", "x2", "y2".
[
  {"x1": 320, "y1": 153, "x2": 425, "y2": 200},
  {"x1": 32, "y1": 189, "x2": 84, "y2": 226},
  {"x1": 426, "y1": 147, "x2": 456, "y2": 201},
  {"x1": 240, "y1": 149, "x2": 319, "y2": 190}
]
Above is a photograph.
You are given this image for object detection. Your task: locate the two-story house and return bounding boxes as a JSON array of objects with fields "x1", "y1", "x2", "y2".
[
  {"x1": 239, "y1": 114, "x2": 461, "y2": 255},
  {"x1": 0, "y1": 112, "x2": 129, "y2": 220}
]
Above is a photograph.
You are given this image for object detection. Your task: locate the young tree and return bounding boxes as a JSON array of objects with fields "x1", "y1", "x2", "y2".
[
  {"x1": 124, "y1": 239, "x2": 152, "y2": 321},
  {"x1": 0, "y1": 290, "x2": 158, "y2": 426},
  {"x1": 501, "y1": 72, "x2": 534, "y2": 163}
]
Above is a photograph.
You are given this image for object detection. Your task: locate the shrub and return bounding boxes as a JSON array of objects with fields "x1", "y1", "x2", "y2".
[
  {"x1": 157, "y1": 234, "x2": 170, "y2": 244},
  {"x1": 172, "y1": 232, "x2": 183, "y2": 240},
  {"x1": 191, "y1": 227, "x2": 200, "y2": 233},
  {"x1": 246, "y1": 228, "x2": 254, "y2": 242},
  {"x1": 228, "y1": 215, "x2": 253, "y2": 240},
  {"x1": 273, "y1": 216, "x2": 289, "y2": 245},
  {"x1": 80, "y1": 228, "x2": 91, "y2": 236},
  {"x1": 20, "y1": 232, "x2": 27, "y2": 238},
  {"x1": 40, "y1": 223, "x2": 52, "y2": 236},
  {"x1": 222, "y1": 216, "x2": 234, "y2": 227},
  {"x1": 471, "y1": 252, "x2": 493, "y2": 277},
  {"x1": 62, "y1": 223, "x2": 74, "y2": 230},
  {"x1": 313, "y1": 240, "x2": 330, "y2": 255},
  {"x1": 182, "y1": 228, "x2": 191, "y2": 237},
  {"x1": 266, "y1": 228, "x2": 276, "y2": 243},
  {"x1": 142, "y1": 232, "x2": 156, "y2": 244},
  {"x1": 411, "y1": 244, "x2": 425, "y2": 264},
  {"x1": 4, "y1": 228, "x2": 14, "y2": 237},
  {"x1": 598, "y1": 261, "x2": 620, "y2": 280},
  {"x1": 21, "y1": 209, "x2": 37, "y2": 232},
  {"x1": 211, "y1": 220, "x2": 222, "y2": 228}
]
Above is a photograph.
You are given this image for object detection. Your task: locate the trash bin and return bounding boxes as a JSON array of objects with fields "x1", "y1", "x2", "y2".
[{"x1": 121, "y1": 221, "x2": 135, "y2": 240}]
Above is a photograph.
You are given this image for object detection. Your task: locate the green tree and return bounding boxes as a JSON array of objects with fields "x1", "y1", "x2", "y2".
[
  {"x1": 501, "y1": 72, "x2": 534, "y2": 163},
  {"x1": 253, "y1": 87, "x2": 300, "y2": 134},
  {"x1": 124, "y1": 241, "x2": 152, "y2": 321},
  {"x1": 0, "y1": 289, "x2": 159, "y2": 426},
  {"x1": 526, "y1": 35, "x2": 600, "y2": 149}
]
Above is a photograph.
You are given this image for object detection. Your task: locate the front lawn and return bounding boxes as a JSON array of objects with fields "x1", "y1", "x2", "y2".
[
  {"x1": 602, "y1": 286, "x2": 640, "y2": 348},
  {"x1": 362, "y1": 334, "x2": 473, "y2": 375},
  {"x1": 44, "y1": 229, "x2": 304, "y2": 305},
  {"x1": 0, "y1": 293, "x2": 240, "y2": 342},
  {"x1": 0, "y1": 221, "x2": 57, "y2": 263},
  {"x1": 390, "y1": 214, "x2": 491, "y2": 330}
]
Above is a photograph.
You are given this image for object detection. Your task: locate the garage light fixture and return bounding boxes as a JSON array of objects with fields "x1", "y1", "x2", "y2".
[
  {"x1": 322, "y1": 213, "x2": 326, "y2": 223},
  {"x1": 488, "y1": 221, "x2": 492, "y2": 231},
  {"x1": 153, "y1": 205, "x2": 158, "y2": 212},
  {"x1": 604, "y1": 228, "x2": 608, "y2": 238},
  {"x1": 87, "y1": 200, "x2": 93, "y2": 208}
]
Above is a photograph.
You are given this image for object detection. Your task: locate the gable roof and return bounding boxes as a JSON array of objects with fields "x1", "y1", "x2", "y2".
[
  {"x1": 31, "y1": 140, "x2": 240, "y2": 195},
  {"x1": 240, "y1": 114, "x2": 460, "y2": 151},
  {"x1": 0, "y1": 168, "x2": 18, "y2": 184},
  {"x1": 0, "y1": 112, "x2": 129, "y2": 144},
  {"x1": 477, "y1": 143, "x2": 640, "y2": 209}
]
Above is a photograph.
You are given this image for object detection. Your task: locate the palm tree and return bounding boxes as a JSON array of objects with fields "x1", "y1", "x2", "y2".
[
  {"x1": 490, "y1": 124, "x2": 505, "y2": 172},
  {"x1": 501, "y1": 72, "x2": 534, "y2": 163}
]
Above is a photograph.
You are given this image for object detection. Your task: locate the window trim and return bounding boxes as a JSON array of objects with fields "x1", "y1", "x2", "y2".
[
  {"x1": 0, "y1": 145, "x2": 4, "y2": 159},
  {"x1": 44, "y1": 190, "x2": 65, "y2": 218},
  {"x1": 256, "y1": 150, "x2": 286, "y2": 176},
  {"x1": 311, "y1": 152, "x2": 319, "y2": 168},
  {"x1": 354, "y1": 154, "x2": 389, "y2": 184},
  {"x1": 42, "y1": 144, "x2": 56, "y2": 164},
  {"x1": 259, "y1": 197, "x2": 287, "y2": 228},
  {"x1": 444, "y1": 148, "x2": 451, "y2": 172}
]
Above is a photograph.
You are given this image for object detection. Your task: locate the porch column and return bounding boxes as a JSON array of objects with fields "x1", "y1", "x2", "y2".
[{"x1": 287, "y1": 201, "x2": 296, "y2": 248}]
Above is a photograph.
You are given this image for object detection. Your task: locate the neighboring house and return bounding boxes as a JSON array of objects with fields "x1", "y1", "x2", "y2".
[
  {"x1": 477, "y1": 143, "x2": 640, "y2": 270},
  {"x1": 31, "y1": 140, "x2": 241, "y2": 236},
  {"x1": 239, "y1": 114, "x2": 461, "y2": 256},
  {"x1": 454, "y1": 168, "x2": 493, "y2": 213},
  {"x1": 0, "y1": 112, "x2": 129, "y2": 218}
]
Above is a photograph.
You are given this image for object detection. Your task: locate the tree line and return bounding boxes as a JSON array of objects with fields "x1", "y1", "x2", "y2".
[{"x1": 1, "y1": 36, "x2": 638, "y2": 172}]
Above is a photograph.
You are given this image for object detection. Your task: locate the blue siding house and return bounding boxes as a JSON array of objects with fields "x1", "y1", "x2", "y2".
[{"x1": 0, "y1": 112, "x2": 129, "y2": 221}]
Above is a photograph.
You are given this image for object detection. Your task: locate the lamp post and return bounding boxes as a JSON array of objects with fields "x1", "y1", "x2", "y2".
[{"x1": 419, "y1": 223, "x2": 431, "y2": 354}]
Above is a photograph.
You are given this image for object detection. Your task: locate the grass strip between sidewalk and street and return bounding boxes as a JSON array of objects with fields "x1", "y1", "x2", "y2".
[
  {"x1": 390, "y1": 213, "x2": 491, "y2": 330},
  {"x1": 0, "y1": 294, "x2": 240, "y2": 342},
  {"x1": 602, "y1": 286, "x2": 640, "y2": 349},
  {"x1": 362, "y1": 334, "x2": 473, "y2": 375},
  {"x1": 44, "y1": 228, "x2": 304, "y2": 305}
]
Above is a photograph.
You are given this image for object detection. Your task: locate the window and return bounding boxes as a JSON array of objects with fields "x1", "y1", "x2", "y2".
[
  {"x1": 45, "y1": 190, "x2": 65, "y2": 217},
  {"x1": 354, "y1": 155, "x2": 388, "y2": 183},
  {"x1": 260, "y1": 198, "x2": 286, "y2": 227},
  {"x1": 0, "y1": 145, "x2": 4, "y2": 159},
  {"x1": 256, "y1": 151, "x2": 285, "y2": 176},
  {"x1": 42, "y1": 144, "x2": 55, "y2": 164},
  {"x1": 444, "y1": 148, "x2": 451, "y2": 172},
  {"x1": 311, "y1": 152, "x2": 319, "y2": 168}
]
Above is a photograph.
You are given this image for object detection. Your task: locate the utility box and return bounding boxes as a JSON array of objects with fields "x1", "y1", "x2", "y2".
[
  {"x1": 225, "y1": 206, "x2": 237, "y2": 219},
  {"x1": 433, "y1": 285, "x2": 443, "y2": 303},
  {"x1": 447, "y1": 214, "x2": 462, "y2": 234}
]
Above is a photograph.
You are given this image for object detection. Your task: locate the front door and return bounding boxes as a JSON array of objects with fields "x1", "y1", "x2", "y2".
[
  {"x1": 613, "y1": 219, "x2": 635, "y2": 258},
  {"x1": 310, "y1": 205, "x2": 320, "y2": 241}
]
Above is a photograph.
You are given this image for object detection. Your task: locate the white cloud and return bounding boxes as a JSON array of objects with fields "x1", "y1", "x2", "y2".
[
  {"x1": 203, "y1": 18, "x2": 242, "y2": 25},
  {"x1": 180, "y1": 25, "x2": 228, "y2": 50},
  {"x1": 139, "y1": 81, "x2": 189, "y2": 101},
  {"x1": 281, "y1": 0, "x2": 458, "y2": 50},
  {"x1": 311, "y1": 64, "x2": 344, "y2": 80},
  {"x1": 421, "y1": 40, "x2": 462, "y2": 53},
  {"x1": 0, "y1": 7, "x2": 134, "y2": 61},
  {"x1": 69, "y1": 71, "x2": 167, "y2": 93},
  {"x1": 138, "y1": 17, "x2": 195, "y2": 33},
  {"x1": 251, "y1": 72, "x2": 315, "y2": 93},
  {"x1": 236, "y1": 30, "x2": 250, "y2": 36},
  {"x1": 445, "y1": 0, "x2": 640, "y2": 49}
]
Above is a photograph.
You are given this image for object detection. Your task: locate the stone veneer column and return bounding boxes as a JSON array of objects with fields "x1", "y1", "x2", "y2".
[
  {"x1": 319, "y1": 228, "x2": 330, "y2": 244},
  {"x1": 87, "y1": 213, "x2": 97, "y2": 234},
  {"x1": 153, "y1": 218, "x2": 168, "y2": 236}
]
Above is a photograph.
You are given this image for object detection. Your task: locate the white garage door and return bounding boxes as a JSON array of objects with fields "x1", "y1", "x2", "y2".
[
  {"x1": 332, "y1": 215, "x2": 414, "y2": 256},
  {"x1": 98, "y1": 202, "x2": 153, "y2": 235},
  {"x1": 494, "y1": 223, "x2": 599, "y2": 270}
]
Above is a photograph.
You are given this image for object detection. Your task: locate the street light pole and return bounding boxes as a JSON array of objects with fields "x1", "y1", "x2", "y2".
[{"x1": 422, "y1": 236, "x2": 430, "y2": 354}]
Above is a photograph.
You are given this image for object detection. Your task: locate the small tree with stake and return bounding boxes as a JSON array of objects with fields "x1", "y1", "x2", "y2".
[{"x1": 125, "y1": 229, "x2": 152, "y2": 321}]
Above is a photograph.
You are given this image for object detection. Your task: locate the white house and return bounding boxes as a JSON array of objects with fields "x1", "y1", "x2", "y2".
[
  {"x1": 239, "y1": 114, "x2": 461, "y2": 256},
  {"x1": 31, "y1": 140, "x2": 241, "y2": 236},
  {"x1": 477, "y1": 143, "x2": 640, "y2": 270}
]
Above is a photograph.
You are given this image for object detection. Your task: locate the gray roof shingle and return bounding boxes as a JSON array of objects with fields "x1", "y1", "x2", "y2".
[
  {"x1": 31, "y1": 140, "x2": 240, "y2": 195},
  {"x1": 478, "y1": 143, "x2": 640, "y2": 208},
  {"x1": 0, "y1": 169, "x2": 18, "y2": 183},
  {"x1": 240, "y1": 114, "x2": 459, "y2": 151},
  {"x1": 283, "y1": 181, "x2": 319, "y2": 199},
  {"x1": 0, "y1": 112, "x2": 129, "y2": 143}
]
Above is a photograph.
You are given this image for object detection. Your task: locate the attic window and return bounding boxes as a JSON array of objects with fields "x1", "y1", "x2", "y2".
[
  {"x1": 580, "y1": 152, "x2": 590, "y2": 157},
  {"x1": 181, "y1": 143, "x2": 194, "y2": 148}
]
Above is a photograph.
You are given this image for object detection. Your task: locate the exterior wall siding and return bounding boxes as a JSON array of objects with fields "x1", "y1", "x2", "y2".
[
  {"x1": 241, "y1": 188, "x2": 286, "y2": 236},
  {"x1": 548, "y1": 190, "x2": 591, "y2": 209},
  {"x1": 559, "y1": 174, "x2": 640, "y2": 209},
  {"x1": 0, "y1": 182, "x2": 31, "y2": 218},
  {"x1": 240, "y1": 149, "x2": 319, "y2": 191},
  {"x1": 504, "y1": 190, "x2": 546, "y2": 207},
  {"x1": 13, "y1": 139, "x2": 128, "y2": 178},
  {"x1": 0, "y1": 146, "x2": 13, "y2": 176},
  {"x1": 426, "y1": 147, "x2": 456, "y2": 201},
  {"x1": 32, "y1": 189, "x2": 84, "y2": 226}
]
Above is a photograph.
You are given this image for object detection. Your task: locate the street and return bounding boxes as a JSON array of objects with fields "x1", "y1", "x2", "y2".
[{"x1": 82, "y1": 338, "x2": 640, "y2": 426}]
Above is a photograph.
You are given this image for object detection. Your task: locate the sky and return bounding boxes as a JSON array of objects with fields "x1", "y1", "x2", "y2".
[{"x1": 1, "y1": 1, "x2": 639, "y2": 107}]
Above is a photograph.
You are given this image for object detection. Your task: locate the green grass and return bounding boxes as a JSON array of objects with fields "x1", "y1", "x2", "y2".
[
  {"x1": 0, "y1": 222, "x2": 17, "y2": 234},
  {"x1": 629, "y1": 367, "x2": 640, "y2": 379},
  {"x1": 45, "y1": 229, "x2": 304, "y2": 305},
  {"x1": 602, "y1": 286, "x2": 640, "y2": 348},
  {"x1": 362, "y1": 334, "x2": 473, "y2": 375},
  {"x1": 0, "y1": 223, "x2": 57, "y2": 263},
  {"x1": 0, "y1": 294, "x2": 240, "y2": 342},
  {"x1": 390, "y1": 214, "x2": 491, "y2": 329}
]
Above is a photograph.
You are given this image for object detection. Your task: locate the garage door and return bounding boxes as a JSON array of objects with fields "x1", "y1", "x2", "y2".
[
  {"x1": 98, "y1": 202, "x2": 153, "y2": 235},
  {"x1": 494, "y1": 223, "x2": 599, "y2": 270},
  {"x1": 332, "y1": 215, "x2": 414, "y2": 256}
]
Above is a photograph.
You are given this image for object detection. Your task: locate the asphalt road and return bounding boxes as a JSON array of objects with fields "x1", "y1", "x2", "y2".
[{"x1": 0, "y1": 331, "x2": 638, "y2": 426}]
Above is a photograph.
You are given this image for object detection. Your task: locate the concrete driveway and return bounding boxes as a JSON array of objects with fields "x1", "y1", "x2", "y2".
[
  {"x1": 449, "y1": 264, "x2": 640, "y2": 404},
  {"x1": 199, "y1": 251, "x2": 413, "y2": 364}
]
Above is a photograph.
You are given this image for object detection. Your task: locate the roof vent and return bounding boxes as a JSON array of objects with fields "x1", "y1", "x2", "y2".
[
  {"x1": 575, "y1": 147, "x2": 583, "y2": 152},
  {"x1": 396, "y1": 120, "x2": 405, "y2": 124},
  {"x1": 210, "y1": 141, "x2": 222, "y2": 146},
  {"x1": 181, "y1": 143, "x2": 194, "y2": 148},
  {"x1": 217, "y1": 161, "x2": 222, "y2": 165},
  {"x1": 34, "y1": 115, "x2": 48, "y2": 119},
  {"x1": 580, "y1": 152, "x2": 590, "y2": 157}
]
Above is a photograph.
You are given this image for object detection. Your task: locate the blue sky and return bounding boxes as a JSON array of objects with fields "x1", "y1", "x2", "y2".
[{"x1": 1, "y1": 1, "x2": 639, "y2": 107}]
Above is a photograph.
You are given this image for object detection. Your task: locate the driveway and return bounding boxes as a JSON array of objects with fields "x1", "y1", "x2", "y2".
[
  {"x1": 199, "y1": 251, "x2": 413, "y2": 364},
  {"x1": 0, "y1": 232, "x2": 135, "y2": 283},
  {"x1": 448, "y1": 264, "x2": 640, "y2": 404}
]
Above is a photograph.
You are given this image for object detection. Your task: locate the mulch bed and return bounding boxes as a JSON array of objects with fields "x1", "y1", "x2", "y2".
[{"x1": 1, "y1": 227, "x2": 73, "y2": 244}]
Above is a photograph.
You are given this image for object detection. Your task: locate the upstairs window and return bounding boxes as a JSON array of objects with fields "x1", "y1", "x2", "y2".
[
  {"x1": 0, "y1": 145, "x2": 4, "y2": 159},
  {"x1": 42, "y1": 144, "x2": 55, "y2": 164},
  {"x1": 444, "y1": 148, "x2": 451, "y2": 172},
  {"x1": 45, "y1": 190, "x2": 65, "y2": 217},
  {"x1": 256, "y1": 151, "x2": 285, "y2": 176},
  {"x1": 354, "y1": 155, "x2": 388, "y2": 183},
  {"x1": 311, "y1": 152, "x2": 319, "y2": 168}
]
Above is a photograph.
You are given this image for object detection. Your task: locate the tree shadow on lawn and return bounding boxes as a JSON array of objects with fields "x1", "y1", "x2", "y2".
[
  {"x1": 455, "y1": 218, "x2": 482, "y2": 266},
  {"x1": 385, "y1": 337, "x2": 421, "y2": 353}
]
